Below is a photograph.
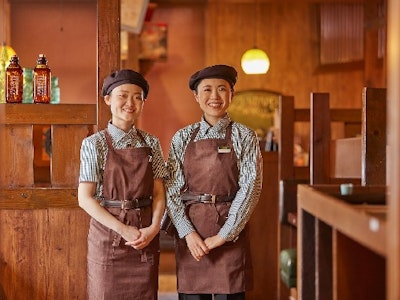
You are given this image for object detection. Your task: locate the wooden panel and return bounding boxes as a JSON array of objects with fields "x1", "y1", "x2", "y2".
[
  {"x1": 0, "y1": 189, "x2": 78, "y2": 209},
  {"x1": 0, "y1": 125, "x2": 34, "y2": 188},
  {"x1": 46, "y1": 209, "x2": 89, "y2": 299},
  {"x1": 330, "y1": 137, "x2": 362, "y2": 178},
  {"x1": 361, "y1": 87, "x2": 387, "y2": 185},
  {"x1": 278, "y1": 95, "x2": 296, "y2": 180},
  {"x1": 0, "y1": 208, "x2": 89, "y2": 299},
  {"x1": 316, "y1": 220, "x2": 333, "y2": 300},
  {"x1": 247, "y1": 152, "x2": 279, "y2": 300},
  {"x1": 335, "y1": 232, "x2": 386, "y2": 300},
  {"x1": 387, "y1": 1, "x2": 400, "y2": 299},
  {"x1": 319, "y1": 4, "x2": 364, "y2": 65},
  {"x1": 310, "y1": 93, "x2": 331, "y2": 184},
  {"x1": 298, "y1": 209, "x2": 316, "y2": 300},
  {"x1": 51, "y1": 125, "x2": 92, "y2": 187}
]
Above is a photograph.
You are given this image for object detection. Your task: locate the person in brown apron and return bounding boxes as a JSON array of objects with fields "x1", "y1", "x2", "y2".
[
  {"x1": 78, "y1": 69, "x2": 167, "y2": 299},
  {"x1": 165, "y1": 65, "x2": 263, "y2": 300}
]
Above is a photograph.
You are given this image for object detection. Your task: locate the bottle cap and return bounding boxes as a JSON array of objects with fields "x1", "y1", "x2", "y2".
[
  {"x1": 9, "y1": 54, "x2": 18, "y2": 63},
  {"x1": 37, "y1": 54, "x2": 47, "y2": 64}
]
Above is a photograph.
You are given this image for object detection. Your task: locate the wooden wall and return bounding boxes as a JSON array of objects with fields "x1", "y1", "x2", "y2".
[{"x1": 142, "y1": 0, "x2": 386, "y2": 155}]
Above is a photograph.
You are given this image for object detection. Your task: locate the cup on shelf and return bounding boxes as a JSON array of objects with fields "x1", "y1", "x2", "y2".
[{"x1": 340, "y1": 183, "x2": 353, "y2": 195}]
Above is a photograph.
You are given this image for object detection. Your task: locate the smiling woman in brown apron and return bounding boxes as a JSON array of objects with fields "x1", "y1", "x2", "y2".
[
  {"x1": 165, "y1": 65, "x2": 263, "y2": 300},
  {"x1": 78, "y1": 69, "x2": 167, "y2": 299}
]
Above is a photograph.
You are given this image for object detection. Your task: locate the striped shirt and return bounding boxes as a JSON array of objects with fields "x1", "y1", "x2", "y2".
[
  {"x1": 165, "y1": 114, "x2": 263, "y2": 242},
  {"x1": 79, "y1": 122, "x2": 168, "y2": 200}
]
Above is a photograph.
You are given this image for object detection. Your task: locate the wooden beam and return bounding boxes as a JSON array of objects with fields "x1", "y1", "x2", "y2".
[{"x1": 0, "y1": 188, "x2": 79, "y2": 209}]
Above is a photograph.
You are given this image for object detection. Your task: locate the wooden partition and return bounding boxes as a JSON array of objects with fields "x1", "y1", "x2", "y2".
[
  {"x1": 310, "y1": 88, "x2": 386, "y2": 185},
  {"x1": 277, "y1": 94, "x2": 362, "y2": 299},
  {"x1": 0, "y1": 104, "x2": 96, "y2": 299},
  {"x1": 297, "y1": 87, "x2": 387, "y2": 300},
  {"x1": 277, "y1": 95, "x2": 309, "y2": 299},
  {"x1": 247, "y1": 152, "x2": 279, "y2": 300}
]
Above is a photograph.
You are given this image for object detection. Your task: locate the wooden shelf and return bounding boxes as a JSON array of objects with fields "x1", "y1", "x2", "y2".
[
  {"x1": 298, "y1": 184, "x2": 386, "y2": 256},
  {"x1": 297, "y1": 184, "x2": 387, "y2": 300},
  {"x1": 0, "y1": 103, "x2": 96, "y2": 125}
]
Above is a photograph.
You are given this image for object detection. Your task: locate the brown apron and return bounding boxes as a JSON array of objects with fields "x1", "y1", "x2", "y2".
[
  {"x1": 87, "y1": 130, "x2": 159, "y2": 300},
  {"x1": 176, "y1": 124, "x2": 253, "y2": 294}
]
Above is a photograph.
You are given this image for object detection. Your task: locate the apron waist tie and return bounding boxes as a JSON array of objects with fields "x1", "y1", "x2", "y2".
[{"x1": 101, "y1": 197, "x2": 153, "y2": 210}]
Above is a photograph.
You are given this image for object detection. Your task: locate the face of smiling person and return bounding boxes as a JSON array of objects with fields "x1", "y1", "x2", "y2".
[
  {"x1": 194, "y1": 78, "x2": 233, "y2": 126},
  {"x1": 104, "y1": 83, "x2": 145, "y2": 132}
]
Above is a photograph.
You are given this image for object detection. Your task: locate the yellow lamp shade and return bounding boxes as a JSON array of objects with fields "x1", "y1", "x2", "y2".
[
  {"x1": 241, "y1": 47, "x2": 270, "y2": 74},
  {"x1": 0, "y1": 44, "x2": 17, "y2": 67}
]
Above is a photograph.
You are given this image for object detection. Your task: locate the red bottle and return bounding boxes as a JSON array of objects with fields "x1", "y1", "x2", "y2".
[
  {"x1": 6, "y1": 55, "x2": 23, "y2": 103},
  {"x1": 33, "y1": 54, "x2": 51, "y2": 104}
]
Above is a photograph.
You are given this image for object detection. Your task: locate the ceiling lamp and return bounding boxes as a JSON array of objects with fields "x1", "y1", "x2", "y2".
[
  {"x1": 241, "y1": 0, "x2": 270, "y2": 75},
  {"x1": 241, "y1": 47, "x2": 270, "y2": 74}
]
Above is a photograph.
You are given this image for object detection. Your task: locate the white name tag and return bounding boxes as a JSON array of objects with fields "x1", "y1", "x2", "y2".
[{"x1": 218, "y1": 146, "x2": 231, "y2": 153}]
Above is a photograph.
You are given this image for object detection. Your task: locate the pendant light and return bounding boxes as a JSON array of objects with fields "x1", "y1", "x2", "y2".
[{"x1": 241, "y1": 0, "x2": 270, "y2": 75}]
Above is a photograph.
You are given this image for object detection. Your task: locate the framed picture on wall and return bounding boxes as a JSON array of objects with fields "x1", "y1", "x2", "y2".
[
  {"x1": 139, "y1": 22, "x2": 168, "y2": 60},
  {"x1": 229, "y1": 89, "x2": 280, "y2": 134}
]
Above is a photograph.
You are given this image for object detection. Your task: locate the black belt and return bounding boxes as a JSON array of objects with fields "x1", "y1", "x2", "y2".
[
  {"x1": 100, "y1": 197, "x2": 153, "y2": 209},
  {"x1": 181, "y1": 194, "x2": 235, "y2": 204}
]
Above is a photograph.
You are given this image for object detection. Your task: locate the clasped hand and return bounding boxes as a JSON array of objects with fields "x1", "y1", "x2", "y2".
[
  {"x1": 185, "y1": 232, "x2": 225, "y2": 261},
  {"x1": 122, "y1": 224, "x2": 158, "y2": 250}
]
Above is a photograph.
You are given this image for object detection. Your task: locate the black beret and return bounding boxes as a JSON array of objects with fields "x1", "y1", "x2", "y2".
[
  {"x1": 189, "y1": 65, "x2": 237, "y2": 91},
  {"x1": 101, "y1": 69, "x2": 149, "y2": 98}
]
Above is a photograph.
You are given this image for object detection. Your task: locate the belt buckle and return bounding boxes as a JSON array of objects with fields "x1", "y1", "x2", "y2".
[
  {"x1": 203, "y1": 194, "x2": 216, "y2": 204},
  {"x1": 121, "y1": 200, "x2": 129, "y2": 209}
]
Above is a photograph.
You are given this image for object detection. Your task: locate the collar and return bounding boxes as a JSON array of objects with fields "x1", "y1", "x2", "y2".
[
  {"x1": 198, "y1": 114, "x2": 232, "y2": 135},
  {"x1": 107, "y1": 121, "x2": 137, "y2": 143}
]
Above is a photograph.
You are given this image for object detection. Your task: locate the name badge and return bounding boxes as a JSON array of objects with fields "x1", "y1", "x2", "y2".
[{"x1": 218, "y1": 146, "x2": 231, "y2": 153}]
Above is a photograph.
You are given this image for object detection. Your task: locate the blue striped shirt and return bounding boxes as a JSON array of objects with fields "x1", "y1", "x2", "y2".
[
  {"x1": 165, "y1": 114, "x2": 263, "y2": 241},
  {"x1": 79, "y1": 122, "x2": 168, "y2": 200}
]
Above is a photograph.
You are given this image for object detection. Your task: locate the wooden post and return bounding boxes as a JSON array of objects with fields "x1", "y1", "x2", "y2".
[{"x1": 97, "y1": 0, "x2": 121, "y2": 130}]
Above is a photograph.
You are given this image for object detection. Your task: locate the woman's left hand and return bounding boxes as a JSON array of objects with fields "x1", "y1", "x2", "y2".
[
  {"x1": 125, "y1": 225, "x2": 158, "y2": 250},
  {"x1": 204, "y1": 234, "x2": 225, "y2": 250}
]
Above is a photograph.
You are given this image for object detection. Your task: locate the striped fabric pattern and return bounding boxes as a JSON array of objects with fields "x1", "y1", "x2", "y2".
[
  {"x1": 79, "y1": 122, "x2": 168, "y2": 200},
  {"x1": 165, "y1": 114, "x2": 263, "y2": 241}
]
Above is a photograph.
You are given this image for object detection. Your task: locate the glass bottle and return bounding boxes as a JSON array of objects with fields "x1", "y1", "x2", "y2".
[
  {"x1": 6, "y1": 55, "x2": 23, "y2": 103},
  {"x1": 33, "y1": 54, "x2": 51, "y2": 104}
]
